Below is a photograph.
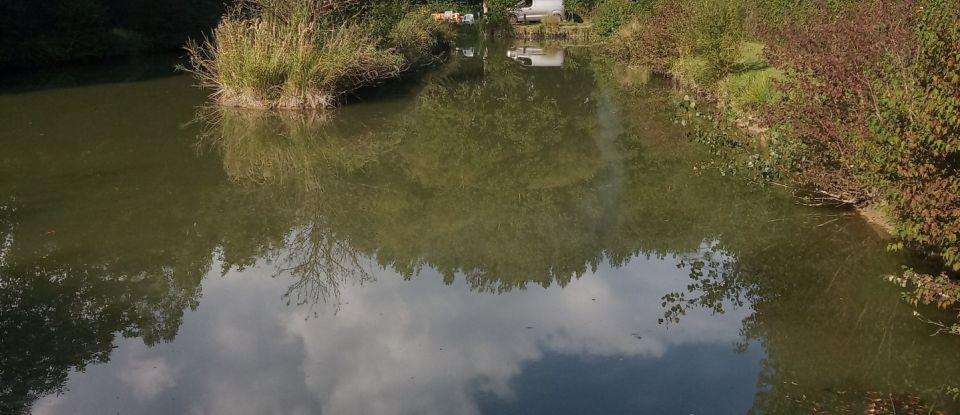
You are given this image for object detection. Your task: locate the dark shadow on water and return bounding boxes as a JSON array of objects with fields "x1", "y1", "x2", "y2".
[{"x1": 0, "y1": 52, "x2": 185, "y2": 95}]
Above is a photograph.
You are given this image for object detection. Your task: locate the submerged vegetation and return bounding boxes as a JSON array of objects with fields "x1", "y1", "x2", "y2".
[{"x1": 184, "y1": 0, "x2": 457, "y2": 109}]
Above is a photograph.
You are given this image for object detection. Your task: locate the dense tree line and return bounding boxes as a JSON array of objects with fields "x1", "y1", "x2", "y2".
[{"x1": 0, "y1": 0, "x2": 224, "y2": 70}]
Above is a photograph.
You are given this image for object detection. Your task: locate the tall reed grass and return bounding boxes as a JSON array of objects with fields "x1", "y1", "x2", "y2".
[{"x1": 184, "y1": 0, "x2": 455, "y2": 110}]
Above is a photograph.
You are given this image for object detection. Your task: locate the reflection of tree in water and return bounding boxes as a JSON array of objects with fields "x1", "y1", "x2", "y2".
[
  {"x1": 278, "y1": 225, "x2": 374, "y2": 313},
  {"x1": 196, "y1": 109, "x2": 393, "y2": 309},
  {"x1": 0, "y1": 93, "x2": 222, "y2": 413},
  {"x1": 198, "y1": 108, "x2": 394, "y2": 190},
  {"x1": 199, "y1": 48, "x2": 801, "y2": 303},
  {"x1": 0, "y1": 199, "x2": 207, "y2": 414},
  {"x1": 198, "y1": 47, "x2": 613, "y2": 298},
  {"x1": 648, "y1": 209, "x2": 960, "y2": 412},
  {"x1": 659, "y1": 240, "x2": 753, "y2": 325}
]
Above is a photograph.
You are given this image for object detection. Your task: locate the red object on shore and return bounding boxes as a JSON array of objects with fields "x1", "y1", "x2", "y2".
[{"x1": 431, "y1": 11, "x2": 465, "y2": 24}]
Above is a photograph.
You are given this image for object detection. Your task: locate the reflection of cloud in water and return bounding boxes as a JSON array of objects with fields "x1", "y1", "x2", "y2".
[
  {"x1": 118, "y1": 355, "x2": 177, "y2": 401},
  {"x1": 34, "y1": 251, "x2": 752, "y2": 415}
]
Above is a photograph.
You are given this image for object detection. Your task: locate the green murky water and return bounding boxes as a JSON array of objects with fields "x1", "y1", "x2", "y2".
[{"x1": 1, "y1": 41, "x2": 958, "y2": 414}]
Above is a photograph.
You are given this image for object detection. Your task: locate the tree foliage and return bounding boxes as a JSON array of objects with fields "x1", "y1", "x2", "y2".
[{"x1": 0, "y1": 0, "x2": 224, "y2": 70}]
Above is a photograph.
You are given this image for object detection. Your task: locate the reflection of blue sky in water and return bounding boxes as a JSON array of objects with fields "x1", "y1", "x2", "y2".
[{"x1": 34, "y1": 250, "x2": 757, "y2": 415}]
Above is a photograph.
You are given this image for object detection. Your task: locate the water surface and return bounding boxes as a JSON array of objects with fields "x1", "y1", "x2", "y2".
[{"x1": 1, "y1": 42, "x2": 958, "y2": 415}]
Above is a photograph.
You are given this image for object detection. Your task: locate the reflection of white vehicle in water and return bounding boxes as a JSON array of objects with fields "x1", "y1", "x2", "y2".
[{"x1": 506, "y1": 46, "x2": 565, "y2": 67}]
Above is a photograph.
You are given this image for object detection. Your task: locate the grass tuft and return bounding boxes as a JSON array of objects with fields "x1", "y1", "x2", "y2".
[
  {"x1": 723, "y1": 67, "x2": 784, "y2": 109},
  {"x1": 183, "y1": 0, "x2": 455, "y2": 110}
]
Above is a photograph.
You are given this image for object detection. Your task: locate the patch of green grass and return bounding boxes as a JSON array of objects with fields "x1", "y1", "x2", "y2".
[
  {"x1": 672, "y1": 56, "x2": 711, "y2": 85},
  {"x1": 737, "y1": 41, "x2": 766, "y2": 67},
  {"x1": 723, "y1": 66, "x2": 784, "y2": 109},
  {"x1": 672, "y1": 40, "x2": 785, "y2": 109},
  {"x1": 721, "y1": 42, "x2": 784, "y2": 109}
]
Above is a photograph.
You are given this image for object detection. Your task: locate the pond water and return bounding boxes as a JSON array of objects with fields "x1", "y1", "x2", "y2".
[{"x1": 1, "y1": 41, "x2": 958, "y2": 415}]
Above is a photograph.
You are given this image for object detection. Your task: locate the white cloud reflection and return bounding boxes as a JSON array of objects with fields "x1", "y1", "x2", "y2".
[{"x1": 33, "y1": 253, "x2": 753, "y2": 415}]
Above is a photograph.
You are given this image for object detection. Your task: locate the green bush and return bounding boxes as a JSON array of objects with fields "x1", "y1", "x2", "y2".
[
  {"x1": 688, "y1": 0, "x2": 746, "y2": 82},
  {"x1": 592, "y1": 0, "x2": 646, "y2": 38},
  {"x1": 484, "y1": 0, "x2": 519, "y2": 27},
  {"x1": 391, "y1": 8, "x2": 458, "y2": 63},
  {"x1": 605, "y1": 0, "x2": 746, "y2": 82}
]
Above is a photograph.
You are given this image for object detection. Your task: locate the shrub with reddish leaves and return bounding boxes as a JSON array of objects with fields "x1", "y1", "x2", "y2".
[
  {"x1": 760, "y1": 0, "x2": 959, "y2": 325},
  {"x1": 604, "y1": 1, "x2": 691, "y2": 70},
  {"x1": 871, "y1": 0, "x2": 960, "y2": 272},
  {"x1": 758, "y1": 0, "x2": 916, "y2": 203}
]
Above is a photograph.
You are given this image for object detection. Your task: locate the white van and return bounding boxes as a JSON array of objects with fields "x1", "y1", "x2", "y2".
[{"x1": 509, "y1": 0, "x2": 565, "y2": 23}]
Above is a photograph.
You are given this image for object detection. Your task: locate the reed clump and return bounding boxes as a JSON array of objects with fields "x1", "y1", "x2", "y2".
[{"x1": 185, "y1": 0, "x2": 455, "y2": 110}]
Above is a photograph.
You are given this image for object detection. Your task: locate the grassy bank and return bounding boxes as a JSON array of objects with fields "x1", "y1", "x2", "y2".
[
  {"x1": 184, "y1": 0, "x2": 457, "y2": 110},
  {"x1": 588, "y1": 0, "x2": 960, "y2": 334},
  {"x1": 512, "y1": 20, "x2": 597, "y2": 42}
]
